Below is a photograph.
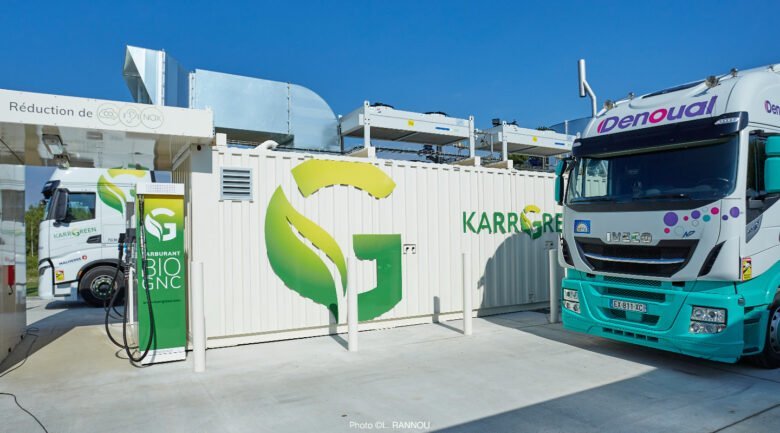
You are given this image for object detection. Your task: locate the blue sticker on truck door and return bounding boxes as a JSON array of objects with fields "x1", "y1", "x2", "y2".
[{"x1": 574, "y1": 220, "x2": 591, "y2": 234}]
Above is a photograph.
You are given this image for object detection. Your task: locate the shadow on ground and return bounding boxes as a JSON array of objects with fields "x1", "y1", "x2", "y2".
[
  {"x1": 434, "y1": 312, "x2": 780, "y2": 432},
  {"x1": 433, "y1": 362, "x2": 780, "y2": 433},
  {"x1": 0, "y1": 299, "x2": 109, "y2": 375},
  {"x1": 481, "y1": 311, "x2": 774, "y2": 373}
]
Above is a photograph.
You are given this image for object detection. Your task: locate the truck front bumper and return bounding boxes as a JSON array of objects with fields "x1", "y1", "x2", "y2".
[{"x1": 561, "y1": 275, "x2": 749, "y2": 363}]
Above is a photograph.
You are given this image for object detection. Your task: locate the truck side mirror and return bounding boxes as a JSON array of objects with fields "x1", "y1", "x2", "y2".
[
  {"x1": 53, "y1": 189, "x2": 69, "y2": 222},
  {"x1": 765, "y1": 137, "x2": 780, "y2": 194},
  {"x1": 554, "y1": 159, "x2": 569, "y2": 205}
]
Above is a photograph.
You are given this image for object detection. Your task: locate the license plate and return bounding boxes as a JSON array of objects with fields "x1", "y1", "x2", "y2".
[{"x1": 610, "y1": 299, "x2": 647, "y2": 313}]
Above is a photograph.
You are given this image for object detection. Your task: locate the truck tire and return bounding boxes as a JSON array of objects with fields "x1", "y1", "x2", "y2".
[
  {"x1": 79, "y1": 265, "x2": 124, "y2": 308},
  {"x1": 751, "y1": 303, "x2": 780, "y2": 369}
]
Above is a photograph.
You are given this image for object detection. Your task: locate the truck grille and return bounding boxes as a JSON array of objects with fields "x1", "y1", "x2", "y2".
[
  {"x1": 606, "y1": 309, "x2": 661, "y2": 326},
  {"x1": 603, "y1": 287, "x2": 665, "y2": 302},
  {"x1": 602, "y1": 276, "x2": 662, "y2": 287},
  {"x1": 603, "y1": 327, "x2": 660, "y2": 343},
  {"x1": 576, "y1": 237, "x2": 697, "y2": 277}
]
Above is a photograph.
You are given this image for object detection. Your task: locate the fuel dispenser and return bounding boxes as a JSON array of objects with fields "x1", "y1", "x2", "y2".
[{"x1": 105, "y1": 182, "x2": 186, "y2": 366}]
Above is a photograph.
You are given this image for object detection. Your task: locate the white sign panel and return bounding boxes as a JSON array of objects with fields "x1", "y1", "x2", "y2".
[{"x1": 0, "y1": 89, "x2": 213, "y2": 138}]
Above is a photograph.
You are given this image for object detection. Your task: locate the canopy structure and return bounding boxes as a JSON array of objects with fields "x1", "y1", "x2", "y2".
[
  {"x1": 0, "y1": 89, "x2": 214, "y2": 169},
  {"x1": 339, "y1": 101, "x2": 477, "y2": 163}
]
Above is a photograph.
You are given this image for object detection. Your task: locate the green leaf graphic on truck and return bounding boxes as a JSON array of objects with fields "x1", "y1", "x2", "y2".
[
  {"x1": 97, "y1": 168, "x2": 148, "y2": 215},
  {"x1": 265, "y1": 160, "x2": 402, "y2": 321}
]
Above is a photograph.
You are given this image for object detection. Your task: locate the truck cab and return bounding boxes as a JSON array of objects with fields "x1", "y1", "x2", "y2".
[
  {"x1": 558, "y1": 66, "x2": 780, "y2": 367},
  {"x1": 38, "y1": 168, "x2": 151, "y2": 306}
]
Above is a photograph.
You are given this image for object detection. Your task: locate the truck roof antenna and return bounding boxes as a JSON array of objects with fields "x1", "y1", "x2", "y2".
[{"x1": 578, "y1": 59, "x2": 598, "y2": 117}]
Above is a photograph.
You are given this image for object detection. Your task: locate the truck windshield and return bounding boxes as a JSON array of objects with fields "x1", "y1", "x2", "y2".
[{"x1": 567, "y1": 137, "x2": 738, "y2": 207}]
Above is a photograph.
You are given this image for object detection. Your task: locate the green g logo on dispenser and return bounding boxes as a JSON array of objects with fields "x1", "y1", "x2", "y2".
[{"x1": 265, "y1": 160, "x2": 402, "y2": 321}]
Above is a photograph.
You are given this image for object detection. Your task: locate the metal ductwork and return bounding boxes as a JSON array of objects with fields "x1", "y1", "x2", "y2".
[{"x1": 122, "y1": 46, "x2": 340, "y2": 152}]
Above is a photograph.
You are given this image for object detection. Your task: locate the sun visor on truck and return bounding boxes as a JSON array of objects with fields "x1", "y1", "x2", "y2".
[
  {"x1": 41, "y1": 180, "x2": 60, "y2": 199},
  {"x1": 573, "y1": 112, "x2": 748, "y2": 158}
]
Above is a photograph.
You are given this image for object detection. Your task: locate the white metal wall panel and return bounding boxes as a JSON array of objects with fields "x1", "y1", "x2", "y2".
[
  {"x1": 0, "y1": 165, "x2": 26, "y2": 363},
  {"x1": 174, "y1": 146, "x2": 562, "y2": 347}
]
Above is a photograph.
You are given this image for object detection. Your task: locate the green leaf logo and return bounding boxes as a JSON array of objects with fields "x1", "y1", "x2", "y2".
[
  {"x1": 265, "y1": 160, "x2": 402, "y2": 321},
  {"x1": 265, "y1": 187, "x2": 346, "y2": 319},
  {"x1": 97, "y1": 169, "x2": 148, "y2": 215}
]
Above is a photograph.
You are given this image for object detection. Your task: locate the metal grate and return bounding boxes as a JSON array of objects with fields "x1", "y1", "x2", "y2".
[
  {"x1": 221, "y1": 168, "x2": 253, "y2": 201},
  {"x1": 604, "y1": 287, "x2": 665, "y2": 302},
  {"x1": 605, "y1": 308, "x2": 660, "y2": 326},
  {"x1": 603, "y1": 327, "x2": 660, "y2": 343},
  {"x1": 603, "y1": 276, "x2": 662, "y2": 287},
  {"x1": 576, "y1": 237, "x2": 697, "y2": 277}
]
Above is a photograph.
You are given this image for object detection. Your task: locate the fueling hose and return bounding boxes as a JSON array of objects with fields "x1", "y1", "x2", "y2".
[
  {"x1": 102, "y1": 196, "x2": 157, "y2": 365},
  {"x1": 122, "y1": 195, "x2": 156, "y2": 364},
  {"x1": 103, "y1": 237, "x2": 126, "y2": 349}
]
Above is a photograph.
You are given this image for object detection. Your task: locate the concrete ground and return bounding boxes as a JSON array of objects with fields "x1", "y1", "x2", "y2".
[{"x1": 1, "y1": 298, "x2": 779, "y2": 433}]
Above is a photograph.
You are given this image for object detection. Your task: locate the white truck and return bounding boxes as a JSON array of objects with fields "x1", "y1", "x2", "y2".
[
  {"x1": 38, "y1": 168, "x2": 152, "y2": 306},
  {"x1": 556, "y1": 62, "x2": 780, "y2": 368}
]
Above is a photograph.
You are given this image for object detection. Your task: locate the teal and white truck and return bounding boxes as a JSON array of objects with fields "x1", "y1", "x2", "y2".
[
  {"x1": 556, "y1": 62, "x2": 780, "y2": 368},
  {"x1": 38, "y1": 168, "x2": 151, "y2": 306}
]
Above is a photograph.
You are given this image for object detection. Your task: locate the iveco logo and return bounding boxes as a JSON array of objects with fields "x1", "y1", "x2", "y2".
[{"x1": 606, "y1": 232, "x2": 652, "y2": 243}]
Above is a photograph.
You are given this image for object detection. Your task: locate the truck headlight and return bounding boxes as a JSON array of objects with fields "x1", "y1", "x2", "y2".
[
  {"x1": 690, "y1": 306, "x2": 727, "y2": 324},
  {"x1": 689, "y1": 322, "x2": 726, "y2": 334},
  {"x1": 563, "y1": 300, "x2": 581, "y2": 314},
  {"x1": 563, "y1": 289, "x2": 579, "y2": 302},
  {"x1": 689, "y1": 306, "x2": 726, "y2": 334}
]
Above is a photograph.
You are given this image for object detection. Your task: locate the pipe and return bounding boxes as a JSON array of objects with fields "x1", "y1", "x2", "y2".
[
  {"x1": 192, "y1": 261, "x2": 206, "y2": 372},
  {"x1": 549, "y1": 249, "x2": 561, "y2": 324},
  {"x1": 468, "y1": 116, "x2": 476, "y2": 159},
  {"x1": 578, "y1": 59, "x2": 598, "y2": 117},
  {"x1": 501, "y1": 121, "x2": 508, "y2": 162},
  {"x1": 259, "y1": 140, "x2": 278, "y2": 150},
  {"x1": 463, "y1": 252, "x2": 473, "y2": 335},
  {"x1": 347, "y1": 257, "x2": 358, "y2": 352}
]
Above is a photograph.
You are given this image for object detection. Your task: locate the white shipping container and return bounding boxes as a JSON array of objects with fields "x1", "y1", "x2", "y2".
[{"x1": 173, "y1": 146, "x2": 562, "y2": 348}]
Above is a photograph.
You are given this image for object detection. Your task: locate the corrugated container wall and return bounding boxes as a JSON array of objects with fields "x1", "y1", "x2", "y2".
[{"x1": 173, "y1": 146, "x2": 562, "y2": 348}]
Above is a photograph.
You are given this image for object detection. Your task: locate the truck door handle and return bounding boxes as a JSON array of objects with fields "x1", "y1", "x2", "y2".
[{"x1": 87, "y1": 235, "x2": 102, "y2": 244}]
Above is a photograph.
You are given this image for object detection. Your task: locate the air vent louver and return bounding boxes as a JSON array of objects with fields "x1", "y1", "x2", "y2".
[{"x1": 221, "y1": 168, "x2": 253, "y2": 201}]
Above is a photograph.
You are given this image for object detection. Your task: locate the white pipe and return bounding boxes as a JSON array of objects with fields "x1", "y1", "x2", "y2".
[
  {"x1": 468, "y1": 116, "x2": 476, "y2": 158},
  {"x1": 192, "y1": 261, "x2": 207, "y2": 372},
  {"x1": 548, "y1": 249, "x2": 561, "y2": 324},
  {"x1": 578, "y1": 59, "x2": 598, "y2": 117},
  {"x1": 501, "y1": 121, "x2": 508, "y2": 162},
  {"x1": 462, "y1": 252, "x2": 473, "y2": 335},
  {"x1": 347, "y1": 257, "x2": 358, "y2": 352},
  {"x1": 583, "y1": 81, "x2": 597, "y2": 118},
  {"x1": 259, "y1": 140, "x2": 278, "y2": 150},
  {"x1": 363, "y1": 102, "x2": 372, "y2": 151}
]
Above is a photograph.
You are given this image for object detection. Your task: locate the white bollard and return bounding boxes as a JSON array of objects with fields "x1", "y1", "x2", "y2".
[
  {"x1": 548, "y1": 249, "x2": 561, "y2": 324},
  {"x1": 462, "y1": 252, "x2": 473, "y2": 335},
  {"x1": 348, "y1": 257, "x2": 358, "y2": 352},
  {"x1": 192, "y1": 261, "x2": 207, "y2": 372}
]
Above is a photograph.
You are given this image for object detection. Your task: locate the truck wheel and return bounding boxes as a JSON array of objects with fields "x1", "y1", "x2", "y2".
[
  {"x1": 79, "y1": 265, "x2": 124, "y2": 307},
  {"x1": 752, "y1": 304, "x2": 780, "y2": 369}
]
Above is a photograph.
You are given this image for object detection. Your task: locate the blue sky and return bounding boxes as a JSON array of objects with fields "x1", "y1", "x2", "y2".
[{"x1": 7, "y1": 0, "x2": 779, "y2": 207}]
